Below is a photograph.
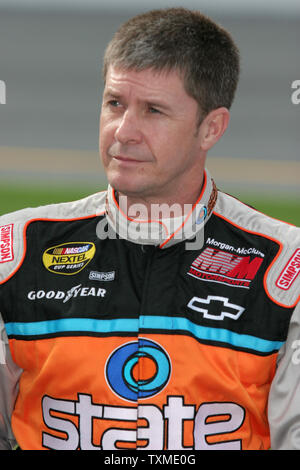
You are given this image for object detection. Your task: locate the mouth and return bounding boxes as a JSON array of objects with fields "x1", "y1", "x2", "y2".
[{"x1": 112, "y1": 155, "x2": 144, "y2": 164}]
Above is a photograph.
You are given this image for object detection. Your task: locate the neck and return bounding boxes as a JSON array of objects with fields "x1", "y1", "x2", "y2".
[
  {"x1": 117, "y1": 175, "x2": 205, "y2": 221},
  {"x1": 105, "y1": 169, "x2": 217, "y2": 249}
]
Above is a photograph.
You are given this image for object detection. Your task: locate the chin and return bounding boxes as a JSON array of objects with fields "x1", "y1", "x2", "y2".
[{"x1": 107, "y1": 174, "x2": 141, "y2": 196}]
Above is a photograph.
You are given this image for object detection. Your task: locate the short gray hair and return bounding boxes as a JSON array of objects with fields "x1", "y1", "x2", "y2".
[{"x1": 103, "y1": 8, "x2": 240, "y2": 122}]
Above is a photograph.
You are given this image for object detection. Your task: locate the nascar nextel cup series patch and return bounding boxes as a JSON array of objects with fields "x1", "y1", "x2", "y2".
[{"x1": 42, "y1": 242, "x2": 96, "y2": 275}]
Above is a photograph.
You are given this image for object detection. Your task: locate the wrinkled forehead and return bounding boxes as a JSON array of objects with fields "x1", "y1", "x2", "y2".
[
  {"x1": 105, "y1": 65, "x2": 181, "y2": 95},
  {"x1": 104, "y1": 63, "x2": 184, "y2": 86}
]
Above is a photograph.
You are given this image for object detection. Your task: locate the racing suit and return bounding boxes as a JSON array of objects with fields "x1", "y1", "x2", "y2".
[{"x1": 0, "y1": 169, "x2": 299, "y2": 450}]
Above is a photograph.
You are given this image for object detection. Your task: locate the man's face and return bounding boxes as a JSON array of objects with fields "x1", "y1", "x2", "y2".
[{"x1": 99, "y1": 65, "x2": 206, "y2": 203}]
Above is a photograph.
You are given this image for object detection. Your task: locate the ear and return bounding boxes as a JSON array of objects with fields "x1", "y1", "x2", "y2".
[{"x1": 198, "y1": 107, "x2": 230, "y2": 152}]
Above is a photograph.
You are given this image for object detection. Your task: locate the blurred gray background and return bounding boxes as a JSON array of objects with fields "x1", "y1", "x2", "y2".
[{"x1": 0, "y1": 0, "x2": 299, "y2": 194}]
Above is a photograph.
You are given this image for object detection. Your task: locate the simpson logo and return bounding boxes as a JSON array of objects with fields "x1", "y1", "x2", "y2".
[
  {"x1": 89, "y1": 270, "x2": 115, "y2": 282},
  {"x1": 276, "y1": 249, "x2": 300, "y2": 290},
  {"x1": 188, "y1": 247, "x2": 263, "y2": 289},
  {"x1": 42, "y1": 242, "x2": 96, "y2": 275},
  {"x1": 0, "y1": 224, "x2": 14, "y2": 263}
]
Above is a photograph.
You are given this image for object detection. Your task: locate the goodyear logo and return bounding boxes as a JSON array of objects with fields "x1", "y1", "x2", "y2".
[{"x1": 42, "y1": 242, "x2": 96, "y2": 275}]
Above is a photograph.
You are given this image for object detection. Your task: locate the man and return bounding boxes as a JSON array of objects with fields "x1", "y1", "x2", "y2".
[{"x1": 0, "y1": 8, "x2": 299, "y2": 450}]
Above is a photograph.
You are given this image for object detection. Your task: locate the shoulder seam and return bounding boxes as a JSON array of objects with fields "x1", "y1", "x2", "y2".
[
  {"x1": 213, "y1": 193, "x2": 300, "y2": 309},
  {"x1": 0, "y1": 191, "x2": 107, "y2": 285}
]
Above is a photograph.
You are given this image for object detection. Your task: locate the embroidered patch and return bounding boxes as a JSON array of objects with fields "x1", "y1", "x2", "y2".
[
  {"x1": 188, "y1": 247, "x2": 264, "y2": 289},
  {"x1": 276, "y1": 249, "x2": 300, "y2": 290},
  {"x1": 89, "y1": 270, "x2": 115, "y2": 282},
  {"x1": 42, "y1": 242, "x2": 96, "y2": 275},
  {"x1": 0, "y1": 224, "x2": 14, "y2": 263}
]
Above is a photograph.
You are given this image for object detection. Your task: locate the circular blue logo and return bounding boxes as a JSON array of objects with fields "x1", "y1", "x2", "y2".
[
  {"x1": 105, "y1": 338, "x2": 171, "y2": 402},
  {"x1": 196, "y1": 205, "x2": 208, "y2": 225}
]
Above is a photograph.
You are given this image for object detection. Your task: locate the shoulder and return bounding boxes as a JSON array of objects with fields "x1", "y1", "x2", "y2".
[
  {"x1": 214, "y1": 191, "x2": 300, "y2": 308},
  {"x1": 0, "y1": 191, "x2": 107, "y2": 284}
]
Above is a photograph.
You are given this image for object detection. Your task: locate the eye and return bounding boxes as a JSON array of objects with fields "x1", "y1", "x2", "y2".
[
  {"x1": 108, "y1": 99, "x2": 121, "y2": 108},
  {"x1": 148, "y1": 106, "x2": 161, "y2": 114}
]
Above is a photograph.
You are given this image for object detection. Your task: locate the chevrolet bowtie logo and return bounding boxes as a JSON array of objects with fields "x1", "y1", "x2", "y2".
[{"x1": 187, "y1": 295, "x2": 245, "y2": 321}]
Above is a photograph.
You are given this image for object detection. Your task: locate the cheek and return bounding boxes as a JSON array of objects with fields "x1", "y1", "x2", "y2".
[
  {"x1": 154, "y1": 131, "x2": 188, "y2": 165},
  {"x1": 99, "y1": 119, "x2": 114, "y2": 152},
  {"x1": 159, "y1": 136, "x2": 197, "y2": 176}
]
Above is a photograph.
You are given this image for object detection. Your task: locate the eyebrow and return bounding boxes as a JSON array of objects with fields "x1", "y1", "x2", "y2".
[
  {"x1": 103, "y1": 90, "x2": 122, "y2": 100},
  {"x1": 146, "y1": 100, "x2": 172, "y2": 112},
  {"x1": 103, "y1": 88, "x2": 172, "y2": 112}
]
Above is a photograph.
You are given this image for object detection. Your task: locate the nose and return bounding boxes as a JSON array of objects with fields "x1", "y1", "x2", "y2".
[{"x1": 114, "y1": 109, "x2": 143, "y2": 145}]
